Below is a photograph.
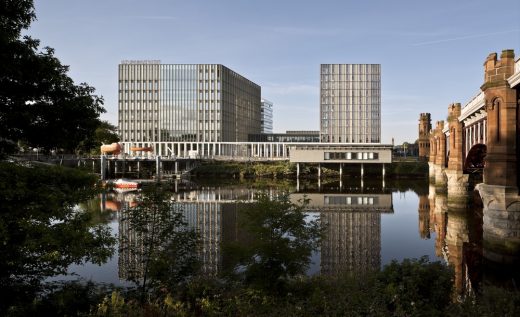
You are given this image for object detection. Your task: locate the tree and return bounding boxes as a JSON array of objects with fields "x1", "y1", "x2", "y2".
[
  {"x1": 0, "y1": 162, "x2": 116, "y2": 314},
  {"x1": 223, "y1": 194, "x2": 322, "y2": 292},
  {"x1": 119, "y1": 184, "x2": 199, "y2": 300},
  {"x1": 0, "y1": 0, "x2": 105, "y2": 156},
  {"x1": 76, "y1": 120, "x2": 120, "y2": 154}
]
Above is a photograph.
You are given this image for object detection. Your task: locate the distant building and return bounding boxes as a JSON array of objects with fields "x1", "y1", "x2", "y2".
[
  {"x1": 260, "y1": 99, "x2": 273, "y2": 134},
  {"x1": 248, "y1": 130, "x2": 320, "y2": 142},
  {"x1": 320, "y1": 64, "x2": 381, "y2": 143},
  {"x1": 118, "y1": 62, "x2": 261, "y2": 143},
  {"x1": 418, "y1": 113, "x2": 432, "y2": 160}
]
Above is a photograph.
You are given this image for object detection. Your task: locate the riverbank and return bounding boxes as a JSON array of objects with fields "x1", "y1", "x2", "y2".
[{"x1": 190, "y1": 160, "x2": 428, "y2": 179}]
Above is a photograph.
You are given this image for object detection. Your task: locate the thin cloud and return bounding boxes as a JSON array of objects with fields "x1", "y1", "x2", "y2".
[
  {"x1": 125, "y1": 15, "x2": 177, "y2": 20},
  {"x1": 265, "y1": 26, "x2": 346, "y2": 37},
  {"x1": 412, "y1": 29, "x2": 520, "y2": 46}
]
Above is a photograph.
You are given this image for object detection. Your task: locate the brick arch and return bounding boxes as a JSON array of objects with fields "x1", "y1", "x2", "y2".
[{"x1": 464, "y1": 144, "x2": 487, "y2": 173}]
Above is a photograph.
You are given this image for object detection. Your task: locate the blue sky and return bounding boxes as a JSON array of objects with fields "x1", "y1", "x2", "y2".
[{"x1": 29, "y1": 0, "x2": 519, "y2": 144}]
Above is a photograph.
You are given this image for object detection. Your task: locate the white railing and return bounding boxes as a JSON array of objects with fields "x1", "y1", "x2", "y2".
[{"x1": 460, "y1": 91, "x2": 485, "y2": 121}]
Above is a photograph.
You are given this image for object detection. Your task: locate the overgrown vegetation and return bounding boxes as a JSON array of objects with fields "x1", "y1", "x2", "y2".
[
  {"x1": 87, "y1": 258, "x2": 520, "y2": 317},
  {"x1": 192, "y1": 160, "x2": 429, "y2": 179}
]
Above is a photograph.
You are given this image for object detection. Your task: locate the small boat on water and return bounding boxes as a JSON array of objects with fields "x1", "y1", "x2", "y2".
[{"x1": 113, "y1": 178, "x2": 140, "y2": 189}]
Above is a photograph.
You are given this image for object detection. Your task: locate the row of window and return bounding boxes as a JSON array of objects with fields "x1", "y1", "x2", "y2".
[
  {"x1": 324, "y1": 196, "x2": 378, "y2": 206},
  {"x1": 324, "y1": 152, "x2": 380, "y2": 160}
]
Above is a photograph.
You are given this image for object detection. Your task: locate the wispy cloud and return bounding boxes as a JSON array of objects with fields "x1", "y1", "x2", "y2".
[
  {"x1": 125, "y1": 15, "x2": 177, "y2": 20},
  {"x1": 412, "y1": 29, "x2": 520, "y2": 46},
  {"x1": 265, "y1": 26, "x2": 346, "y2": 37}
]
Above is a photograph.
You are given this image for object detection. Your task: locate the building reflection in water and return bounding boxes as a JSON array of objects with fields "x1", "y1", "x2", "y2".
[
  {"x1": 292, "y1": 192, "x2": 392, "y2": 276},
  {"x1": 111, "y1": 184, "x2": 393, "y2": 281}
]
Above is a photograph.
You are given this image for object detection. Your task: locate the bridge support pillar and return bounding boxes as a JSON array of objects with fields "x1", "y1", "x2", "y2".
[
  {"x1": 476, "y1": 184, "x2": 520, "y2": 264},
  {"x1": 445, "y1": 170, "x2": 470, "y2": 207},
  {"x1": 434, "y1": 165, "x2": 447, "y2": 189}
]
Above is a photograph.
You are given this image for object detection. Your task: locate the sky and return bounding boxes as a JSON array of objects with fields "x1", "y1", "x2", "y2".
[{"x1": 28, "y1": 0, "x2": 520, "y2": 144}]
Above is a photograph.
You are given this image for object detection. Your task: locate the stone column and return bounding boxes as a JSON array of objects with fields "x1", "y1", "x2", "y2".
[
  {"x1": 477, "y1": 184, "x2": 520, "y2": 264},
  {"x1": 477, "y1": 49, "x2": 520, "y2": 265}
]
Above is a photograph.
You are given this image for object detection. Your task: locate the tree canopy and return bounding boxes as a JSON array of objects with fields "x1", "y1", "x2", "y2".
[
  {"x1": 0, "y1": 162, "x2": 115, "y2": 314},
  {"x1": 0, "y1": 0, "x2": 105, "y2": 155}
]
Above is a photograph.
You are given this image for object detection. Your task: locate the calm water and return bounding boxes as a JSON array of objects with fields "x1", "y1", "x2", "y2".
[{"x1": 67, "y1": 178, "x2": 517, "y2": 295}]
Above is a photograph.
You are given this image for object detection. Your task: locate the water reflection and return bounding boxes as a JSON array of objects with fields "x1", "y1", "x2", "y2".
[
  {"x1": 107, "y1": 182, "x2": 393, "y2": 280},
  {"x1": 425, "y1": 185, "x2": 518, "y2": 297},
  {"x1": 92, "y1": 179, "x2": 518, "y2": 295}
]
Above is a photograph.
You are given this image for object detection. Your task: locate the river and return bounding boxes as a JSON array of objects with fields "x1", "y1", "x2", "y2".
[{"x1": 68, "y1": 177, "x2": 517, "y2": 296}]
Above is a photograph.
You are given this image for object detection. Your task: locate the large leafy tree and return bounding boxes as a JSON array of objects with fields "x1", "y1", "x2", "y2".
[
  {"x1": 0, "y1": 162, "x2": 116, "y2": 314},
  {"x1": 0, "y1": 0, "x2": 105, "y2": 155}
]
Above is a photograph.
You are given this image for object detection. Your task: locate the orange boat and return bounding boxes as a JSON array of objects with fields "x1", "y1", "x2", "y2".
[
  {"x1": 113, "y1": 178, "x2": 140, "y2": 189},
  {"x1": 101, "y1": 143, "x2": 122, "y2": 154},
  {"x1": 130, "y1": 146, "x2": 153, "y2": 152}
]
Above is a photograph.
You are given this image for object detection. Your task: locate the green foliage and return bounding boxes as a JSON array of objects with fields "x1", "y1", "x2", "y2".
[
  {"x1": 387, "y1": 161, "x2": 429, "y2": 178},
  {"x1": 223, "y1": 194, "x2": 322, "y2": 292},
  {"x1": 119, "y1": 184, "x2": 199, "y2": 299},
  {"x1": 377, "y1": 257, "x2": 453, "y2": 316},
  {"x1": 0, "y1": 162, "x2": 116, "y2": 314},
  {"x1": 446, "y1": 284, "x2": 520, "y2": 317},
  {"x1": 0, "y1": 0, "x2": 105, "y2": 155},
  {"x1": 85, "y1": 121, "x2": 120, "y2": 155},
  {"x1": 192, "y1": 161, "x2": 297, "y2": 179},
  {"x1": 89, "y1": 257, "x2": 470, "y2": 316}
]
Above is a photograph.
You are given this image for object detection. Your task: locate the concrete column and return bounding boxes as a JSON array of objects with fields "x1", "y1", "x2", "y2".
[
  {"x1": 339, "y1": 163, "x2": 343, "y2": 178},
  {"x1": 318, "y1": 163, "x2": 321, "y2": 179},
  {"x1": 100, "y1": 155, "x2": 107, "y2": 180},
  {"x1": 361, "y1": 163, "x2": 364, "y2": 178},
  {"x1": 92, "y1": 160, "x2": 95, "y2": 172},
  {"x1": 296, "y1": 163, "x2": 300, "y2": 178},
  {"x1": 382, "y1": 163, "x2": 385, "y2": 179},
  {"x1": 175, "y1": 161, "x2": 178, "y2": 175},
  {"x1": 156, "y1": 155, "x2": 161, "y2": 182}
]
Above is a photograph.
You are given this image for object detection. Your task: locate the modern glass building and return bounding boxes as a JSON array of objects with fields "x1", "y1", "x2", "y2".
[
  {"x1": 118, "y1": 62, "x2": 261, "y2": 143},
  {"x1": 320, "y1": 64, "x2": 381, "y2": 143},
  {"x1": 260, "y1": 99, "x2": 273, "y2": 134}
]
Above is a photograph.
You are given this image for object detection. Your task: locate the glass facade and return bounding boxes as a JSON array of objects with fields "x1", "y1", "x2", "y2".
[
  {"x1": 320, "y1": 64, "x2": 381, "y2": 143},
  {"x1": 119, "y1": 63, "x2": 261, "y2": 143},
  {"x1": 260, "y1": 99, "x2": 273, "y2": 134}
]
